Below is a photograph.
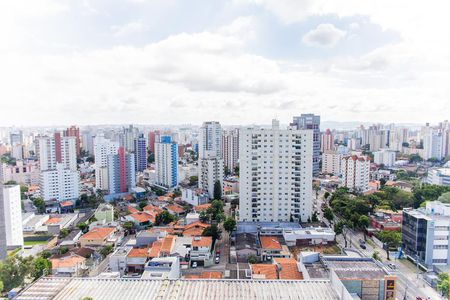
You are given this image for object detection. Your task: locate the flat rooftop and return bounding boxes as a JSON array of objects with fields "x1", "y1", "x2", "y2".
[
  {"x1": 322, "y1": 258, "x2": 389, "y2": 280},
  {"x1": 17, "y1": 278, "x2": 340, "y2": 300}
]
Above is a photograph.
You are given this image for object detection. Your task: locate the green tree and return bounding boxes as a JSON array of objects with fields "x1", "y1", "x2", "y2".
[
  {"x1": 147, "y1": 152, "x2": 155, "y2": 164},
  {"x1": 173, "y1": 188, "x2": 181, "y2": 198},
  {"x1": 334, "y1": 220, "x2": 350, "y2": 247},
  {"x1": 213, "y1": 180, "x2": 222, "y2": 200},
  {"x1": 138, "y1": 201, "x2": 148, "y2": 210},
  {"x1": 20, "y1": 185, "x2": 28, "y2": 200},
  {"x1": 408, "y1": 153, "x2": 423, "y2": 163},
  {"x1": 311, "y1": 211, "x2": 319, "y2": 222},
  {"x1": 123, "y1": 221, "x2": 135, "y2": 232},
  {"x1": 0, "y1": 256, "x2": 33, "y2": 291},
  {"x1": 32, "y1": 198, "x2": 46, "y2": 213},
  {"x1": 31, "y1": 257, "x2": 51, "y2": 280},
  {"x1": 202, "y1": 224, "x2": 221, "y2": 241},
  {"x1": 59, "y1": 228, "x2": 70, "y2": 238},
  {"x1": 206, "y1": 200, "x2": 225, "y2": 222},
  {"x1": 40, "y1": 250, "x2": 51, "y2": 259},
  {"x1": 199, "y1": 211, "x2": 209, "y2": 223},
  {"x1": 247, "y1": 255, "x2": 257, "y2": 264},
  {"x1": 357, "y1": 215, "x2": 370, "y2": 241},
  {"x1": 376, "y1": 230, "x2": 401, "y2": 260},
  {"x1": 323, "y1": 207, "x2": 334, "y2": 224},
  {"x1": 223, "y1": 217, "x2": 236, "y2": 236},
  {"x1": 155, "y1": 211, "x2": 176, "y2": 225},
  {"x1": 100, "y1": 245, "x2": 113, "y2": 258},
  {"x1": 372, "y1": 251, "x2": 381, "y2": 261},
  {"x1": 77, "y1": 222, "x2": 88, "y2": 232},
  {"x1": 324, "y1": 191, "x2": 330, "y2": 200},
  {"x1": 188, "y1": 176, "x2": 198, "y2": 186},
  {"x1": 437, "y1": 273, "x2": 449, "y2": 297},
  {"x1": 59, "y1": 247, "x2": 69, "y2": 255}
]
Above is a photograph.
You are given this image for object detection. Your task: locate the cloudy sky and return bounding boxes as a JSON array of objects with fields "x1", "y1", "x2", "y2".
[{"x1": 1, "y1": 0, "x2": 450, "y2": 126}]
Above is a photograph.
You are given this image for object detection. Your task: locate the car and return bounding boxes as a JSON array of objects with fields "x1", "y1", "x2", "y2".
[
  {"x1": 359, "y1": 243, "x2": 367, "y2": 249},
  {"x1": 192, "y1": 262, "x2": 197, "y2": 268},
  {"x1": 387, "y1": 263, "x2": 397, "y2": 270},
  {"x1": 359, "y1": 239, "x2": 365, "y2": 244},
  {"x1": 215, "y1": 257, "x2": 220, "y2": 264}
]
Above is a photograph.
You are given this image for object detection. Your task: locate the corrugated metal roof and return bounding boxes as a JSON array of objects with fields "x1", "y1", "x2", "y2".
[{"x1": 17, "y1": 278, "x2": 339, "y2": 300}]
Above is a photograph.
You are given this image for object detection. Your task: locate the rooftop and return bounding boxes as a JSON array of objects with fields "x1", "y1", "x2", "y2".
[
  {"x1": 260, "y1": 236, "x2": 282, "y2": 250},
  {"x1": 251, "y1": 264, "x2": 277, "y2": 280},
  {"x1": 80, "y1": 227, "x2": 115, "y2": 240},
  {"x1": 192, "y1": 236, "x2": 212, "y2": 248},
  {"x1": 17, "y1": 278, "x2": 340, "y2": 300}
]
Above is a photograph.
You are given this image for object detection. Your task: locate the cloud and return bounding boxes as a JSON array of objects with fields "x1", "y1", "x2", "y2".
[
  {"x1": 302, "y1": 24, "x2": 346, "y2": 48},
  {"x1": 112, "y1": 21, "x2": 146, "y2": 37}
]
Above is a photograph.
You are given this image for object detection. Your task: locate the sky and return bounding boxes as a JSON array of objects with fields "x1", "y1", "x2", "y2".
[{"x1": 1, "y1": 0, "x2": 450, "y2": 127}]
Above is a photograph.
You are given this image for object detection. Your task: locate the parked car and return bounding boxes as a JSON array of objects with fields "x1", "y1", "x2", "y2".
[
  {"x1": 192, "y1": 262, "x2": 197, "y2": 268},
  {"x1": 215, "y1": 257, "x2": 220, "y2": 264},
  {"x1": 359, "y1": 243, "x2": 367, "y2": 249},
  {"x1": 387, "y1": 263, "x2": 397, "y2": 270}
]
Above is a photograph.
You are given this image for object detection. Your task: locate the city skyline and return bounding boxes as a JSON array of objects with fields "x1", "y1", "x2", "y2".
[{"x1": 2, "y1": 0, "x2": 450, "y2": 126}]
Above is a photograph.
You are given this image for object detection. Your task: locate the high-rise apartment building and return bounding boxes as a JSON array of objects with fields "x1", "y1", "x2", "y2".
[
  {"x1": 81, "y1": 130, "x2": 95, "y2": 155},
  {"x1": 291, "y1": 114, "x2": 320, "y2": 176},
  {"x1": 94, "y1": 135, "x2": 119, "y2": 192},
  {"x1": 134, "y1": 133, "x2": 147, "y2": 172},
  {"x1": 322, "y1": 151, "x2": 343, "y2": 175},
  {"x1": 199, "y1": 121, "x2": 222, "y2": 159},
  {"x1": 121, "y1": 125, "x2": 139, "y2": 153},
  {"x1": 222, "y1": 129, "x2": 239, "y2": 172},
  {"x1": 9, "y1": 130, "x2": 23, "y2": 146},
  {"x1": 199, "y1": 157, "x2": 224, "y2": 199},
  {"x1": 423, "y1": 127, "x2": 444, "y2": 160},
  {"x1": 64, "y1": 125, "x2": 81, "y2": 157},
  {"x1": 148, "y1": 130, "x2": 160, "y2": 154},
  {"x1": 373, "y1": 149, "x2": 396, "y2": 167},
  {"x1": 37, "y1": 133, "x2": 80, "y2": 202},
  {"x1": 108, "y1": 147, "x2": 136, "y2": 194},
  {"x1": 341, "y1": 155, "x2": 370, "y2": 192},
  {"x1": 320, "y1": 129, "x2": 333, "y2": 153},
  {"x1": 1, "y1": 185, "x2": 23, "y2": 249},
  {"x1": 155, "y1": 136, "x2": 178, "y2": 189},
  {"x1": 239, "y1": 119, "x2": 313, "y2": 223}
]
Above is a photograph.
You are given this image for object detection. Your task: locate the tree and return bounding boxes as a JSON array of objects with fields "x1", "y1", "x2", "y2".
[
  {"x1": 86, "y1": 156, "x2": 95, "y2": 163},
  {"x1": 206, "y1": 200, "x2": 225, "y2": 222},
  {"x1": 408, "y1": 153, "x2": 423, "y2": 163},
  {"x1": 234, "y1": 166, "x2": 239, "y2": 176},
  {"x1": 147, "y1": 153, "x2": 155, "y2": 164},
  {"x1": 59, "y1": 228, "x2": 70, "y2": 238},
  {"x1": 323, "y1": 207, "x2": 334, "y2": 224},
  {"x1": 357, "y1": 215, "x2": 370, "y2": 241},
  {"x1": 199, "y1": 210, "x2": 209, "y2": 223},
  {"x1": 188, "y1": 176, "x2": 198, "y2": 186},
  {"x1": 77, "y1": 222, "x2": 88, "y2": 232},
  {"x1": 40, "y1": 250, "x2": 51, "y2": 259},
  {"x1": 123, "y1": 221, "x2": 135, "y2": 232},
  {"x1": 20, "y1": 185, "x2": 28, "y2": 200},
  {"x1": 100, "y1": 245, "x2": 113, "y2": 258},
  {"x1": 311, "y1": 211, "x2": 319, "y2": 222},
  {"x1": 334, "y1": 220, "x2": 350, "y2": 247},
  {"x1": 59, "y1": 247, "x2": 69, "y2": 255},
  {"x1": 324, "y1": 191, "x2": 330, "y2": 200},
  {"x1": 224, "y1": 166, "x2": 231, "y2": 176},
  {"x1": 138, "y1": 201, "x2": 148, "y2": 210},
  {"x1": 155, "y1": 211, "x2": 175, "y2": 225},
  {"x1": 372, "y1": 251, "x2": 381, "y2": 261},
  {"x1": 437, "y1": 273, "x2": 449, "y2": 297},
  {"x1": 173, "y1": 188, "x2": 181, "y2": 198},
  {"x1": 213, "y1": 180, "x2": 222, "y2": 200},
  {"x1": 376, "y1": 230, "x2": 401, "y2": 260},
  {"x1": 223, "y1": 217, "x2": 236, "y2": 236},
  {"x1": 0, "y1": 256, "x2": 33, "y2": 292},
  {"x1": 202, "y1": 224, "x2": 221, "y2": 241},
  {"x1": 33, "y1": 198, "x2": 46, "y2": 213},
  {"x1": 31, "y1": 257, "x2": 51, "y2": 280},
  {"x1": 247, "y1": 255, "x2": 257, "y2": 264}
]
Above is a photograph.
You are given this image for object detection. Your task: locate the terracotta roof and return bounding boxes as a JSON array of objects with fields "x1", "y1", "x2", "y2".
[
  {"x1": 201, "y1": 271, "x2": 222, "y2": 279},
  {"x1": 274, "y1": 258, "x2": 303, "y2": 280},
  {"x1": 50, "y1": 254, "x2": 86, "y2": 269},
  {"x1": 192, "y1": 236, "x2": 212, "y2": 248},
  {"x1": 193, "y1": 203, "x2": 211, "y2": 212},
  {"x1": 183, "y1": 227, "x2": 205, "y2": 237},
  {"x1": 160, "y1": 235, "x2": 176, "y2": 253},
  {"x1": 129, "y1": 212, "x2": 155, "y2": 223},
  {"x1": 251, "y1": 264, "x2": 277, "y2": 280},
  {"x1": 123, "y1": 195, "x2": 133, "y2": 201},
  {"x1": 184, "y1": 274, "x2": 201, "y2": 279},
  {"x1": 157, "y1": 196, "x2": 171, "y2": 201},
  {"x1": 184, "y1": 221, "x2": 209, "y2": 230},
  {"x1": 260, "y1": 236, "x2": 282, "y2": 250},
  {"x1": 60, "y1": 201, "x2": 73, "y2": 207},
  {"x1": 127, "y1": 206, "x2": 139, "y2": 213},
  {"x1": 127, "y1": 248, "x2": 150, "y2": 258},
  {"x1": 149, "y1": 240, "x2": 162, "y2": 258},
  {"x1": 45, "y1": 217, "x2": 61, "y2": 224},
  {"x1": 166, "y1": 204, "x2": 185, "y2": 214},
  {"x1": 143, "y1": 204, "x2": 163, "y2": 214},
  {"x1": 80, "y1": 227, "x2": 115, "y2": 240}
]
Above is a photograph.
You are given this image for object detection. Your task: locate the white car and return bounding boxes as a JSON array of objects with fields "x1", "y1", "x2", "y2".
[{"x1": 192, "y1": 262, "x2": 198, "y2": 268}]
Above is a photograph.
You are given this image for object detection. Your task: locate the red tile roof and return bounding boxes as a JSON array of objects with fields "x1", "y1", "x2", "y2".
[
  {"x1": 274, "y1": 258, "x2": 303, "y2": 280},
  {"x1": 193, "y1": 203, "x2": 211, "y2": 212},
  {"x1": 80, "y1": 227, "x2": 115, "y2": 240},
  {"x1": 192, "y1": 236, "x2": 212, "y2": 248},
  {"x1": 129, "y1": 212, "x2": 155, "y2": 223},
  {"x1": 260, "y1": 236, "x2": 282, "y2": 250},
  {"x1": 127, "y1": 248, "x2": 150, "y2": 258},
  {"x1": 166, "y1": 204, "x2": 185, "y2": 214},
  {"x1": 127, "y1": 205, "x2": 139, "y2": 214},
  {"x1": 251, "y1": 264, "x2": 277, "y2": 280}
]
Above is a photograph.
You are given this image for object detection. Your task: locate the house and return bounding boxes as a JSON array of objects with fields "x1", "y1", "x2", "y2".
[
  {"x1": 273, "y1": 258, "x2": 303, "y2": 280},
  {"x1": 141, "y1": 257, "x2": 181, "y2": 279},
  {"x1": 235, "y1": 233, "x2": 260, "y2": 263},
  {"x1": 124, "y1": 212, "x2": 155, "y2": 229},
  {"x1": 109, "y1": 247, "x2": 131, "y2": 276},
  {"x1": 143, "y1": 204, "x2": 163, "y2": 215},
  {"x1": 282, "y1": 227, "x2": 335, "y2": 247},
  {"x1": 165, "y1": 204, "x2": 186, "y2": 217},
  {"x1": 369, "y1": 211, "x2": 402, "y2": 233},
  {"x1": 127, "y1": 205, "x2": 139, "y2": 214},
  {"x1": 58, "y1": 229, "x2": 82, "y2": 247},
  {"x1": 190, "y1": 236, "x2": 213, "y2": 264},
  {"x1": 181, "y1": 188, "x2": 209, "y2": 206},
  {"x1": 135, "y1": 228, "x2": 169, "y2": 247},
  {"x1": 182, "y1": 221, "x2": 209, "y2": 237},
  {"x1": 185, "y1": 212, "x2": 199, "y2": 225},
  {"x1": 59, "y1": 201, "x2": 74, "y2": 213},
  {"x1": 126, "y1": 248, "x2": 150, "y2": 274},
  {"x1": 95, "y1": 203, "x2": 114, "y2": 222},
  {"x1": 193, "y1": 203, "x2": 211, "y2": 212},
  {"x1": 79, "y1": 227, "x2": 116, "y2": 247},
  {"x1": 251, "y1": 264, "x2": 277, "y2": 279},
  {"x1": 260, "y1": 236, "x2": 290, "y2": 261},
  {"x1": 149, "y1": 235, "x2": 176, "y2": 258},
  {"x1": 50, "y1": 254, "x2": 87, "y2": 277}
]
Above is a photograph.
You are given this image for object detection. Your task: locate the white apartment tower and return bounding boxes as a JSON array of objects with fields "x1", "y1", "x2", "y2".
[
  {"x1": 1, "y1": 185, "x2": 24, "y2": 248},
  {"x1": 94, "y1": 134, "x2": 119, "y2": 192},
  {"x1": 36, "y1": 133, "x2": 80, "y2": 202},
  {"x1": 199, "y1": 121, "x2": 222, "y2": 159},
  {"x1": 239, "y1": 119, "x2": 313, "y2": 223},
  {"x1": 199, "y1": 157, "x2": 224, "y2": 199},
  {"x1": 155, "y1": 136, "x2": 178, "y2": 189},
  {"x1": 341, "y1": 155, "x2": 370, "y2": 192},
  {"x1": 322, "y1": 151, "x2": 343, "y2": 175},
  {"x1": 222, "y1": 129, "x2": 239, "y2": 172}
]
